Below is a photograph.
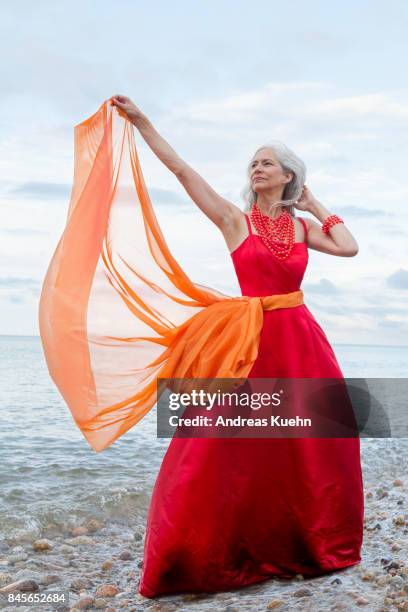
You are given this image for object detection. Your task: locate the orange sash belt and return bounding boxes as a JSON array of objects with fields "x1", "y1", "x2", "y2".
[
  {"x1": 146, "y1": 289, "x2": 304, "y2": 380},
  {"x1": 150, "y1": 289, "x2": 304, "y2": 397},
  {"x1": 260, "y1": 290, "x2": 304, "y2": 312}
]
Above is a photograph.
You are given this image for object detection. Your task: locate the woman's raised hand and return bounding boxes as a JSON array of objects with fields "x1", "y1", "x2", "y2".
[
  {"x1": 294, "y1": 185, "x2": 318, "y2": 212},
  {"x1": 110, "y1": 95, "x2": 145, "y2": 125}
]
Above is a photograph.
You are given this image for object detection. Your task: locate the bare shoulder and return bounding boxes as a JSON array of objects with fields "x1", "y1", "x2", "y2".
[
  {"x1": 293, "y1": 216, "x2": 310, "y2": 242},
  {"x1": 304, "y1": 217, "x2": 316, "y2": 229},
  {"x1": 295, "y1": 216, "x2": 311, "y2": 228},
  {"x1": 298, "y1": 216, "x2": 319, "y2": 235},
  {"x1": 303, "y1": 217, "x2": 322, "y2": 236}
]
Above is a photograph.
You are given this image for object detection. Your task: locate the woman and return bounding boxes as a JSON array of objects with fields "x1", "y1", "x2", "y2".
[{"x1": 109, "y1": 95, "x2": 364, "y2": 598}]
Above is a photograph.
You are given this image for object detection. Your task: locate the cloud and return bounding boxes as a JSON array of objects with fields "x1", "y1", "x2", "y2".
[
  {"x1": 0, "y1": 228, "x2": 48, "y2": 236},
  {"x1": 378, "y1": 319, "x2": 407, "y2": 330},
  {"x1": 335, "y1": 205, "x2": 394, "y2": 218},
  {"x1": 381, "y1": 228, "x2": 407, "y2": 237},
  {"x1": 0, "y1": 277, "x2": 40, "y2": 287},
  {"x1": 4, "y1": 181, "x2": 190, "y2": 209},
  {"x1": 8, "y1": 182, "x2": 71, "y2": 200},
  {"x1": 173, "y1": 84, "x2": 408, "y2": 137},
  {"x1": 297, "y1": 30, "x2": 348, "y2": 53},
  {"x1": 310, "y1": 298, "x2": 408, "y2": 319},
  {"x1": 148, "y1": 188, "x2": 190, "y2": 207},
  {"x1": 172, "y1": 81, "x2": 325, "y2": 124},
  {"x1": 303, "y1": 93, "x2": 408, "y2": 120},
  {"x1": 0, "y1": 278, "x2": 41, "y2": 305},
  {"x1": 303, "y1": 278, "x2": 338, "y2": 294},
  {"x1": 356, "y1": 305, "x2": 408, "y2": 318},
  {"x1": 8, "y1": 293, "x2": 25, "y2": 304},
  {"x1": 386, "y1": 269, "x2": 408, "y2": 289}
]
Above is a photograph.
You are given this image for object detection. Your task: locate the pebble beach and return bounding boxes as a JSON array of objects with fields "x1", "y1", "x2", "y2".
[{"x1": 0, "y1": 438, "x2": 407, "y2": 612}]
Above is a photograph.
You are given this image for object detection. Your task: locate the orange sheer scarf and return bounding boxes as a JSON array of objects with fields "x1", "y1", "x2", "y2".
[{"x1": 38, "y1": 99, "x2": 303, "y2": 452}]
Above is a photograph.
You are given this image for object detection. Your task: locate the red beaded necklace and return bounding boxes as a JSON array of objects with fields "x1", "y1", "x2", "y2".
[{"x1": 250, "y1": 202, "x2": 295, "y2": 260}]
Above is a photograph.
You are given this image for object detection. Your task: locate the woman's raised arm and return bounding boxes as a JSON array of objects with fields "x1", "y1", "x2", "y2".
[
  {"x1": 110, "y1": 95, "x2": 240, "y2": 229},
  {"x1": 295, "y1": 186, "x2": 359, "y2": 257}
]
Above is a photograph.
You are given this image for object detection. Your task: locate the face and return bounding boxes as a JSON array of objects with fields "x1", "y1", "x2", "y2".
[{"x1": 250, "y1": 148, "x2": 292, "y2": 194}]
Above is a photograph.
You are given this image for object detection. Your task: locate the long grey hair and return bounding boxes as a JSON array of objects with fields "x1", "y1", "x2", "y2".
[{"x1": 241, "y1": 141, "x2": 306, "y2": 217}]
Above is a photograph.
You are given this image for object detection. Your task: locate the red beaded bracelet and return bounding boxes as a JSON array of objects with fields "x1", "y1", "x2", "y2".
[{"x1": 322, "y1": 214, "x2": 344, "y2": 235}]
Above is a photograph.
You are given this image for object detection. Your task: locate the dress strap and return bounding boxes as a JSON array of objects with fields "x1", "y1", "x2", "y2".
[
  {"x1": 298, "y1": 217, "x2": 308, "y2": 243},
  {"x1": 244, "y1": 213, "x2": 253, "y2": 235}
]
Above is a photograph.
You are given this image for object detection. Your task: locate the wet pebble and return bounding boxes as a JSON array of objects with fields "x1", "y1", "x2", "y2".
[
  {"x1": 266, "y1": 600, "x2": 284, "y2": 609},
  {"x1": 71, "y1": 526, "x2": 89, "y2": 537},
  {"x1": 361, "y1": 571, "x2": 376, "y2": 581},
  {"x1": 329, "y1": 603, "x2": 348, "y2": 611},
  {"x1": 76, "y1": 595, "x2": 94, "y2": 609},
  {"x1": 39, "y1": 573, "x2": 61, "y2": 585},
  {"x1": 390, "y1": 574, "x2": 405, "y2": 587},
  {"x1": 70, "y1": 578, "x2": 93, "y2": 591},
  {"x1": 60, "y1": 544, "x2": 76, "y2": 554},
  {"x1": 32, "y1": 539, "x2": 53, "y2": 551},
  {"x1": 292, "y1": 587, "x2": 312, "y2": 597},
  {"x1": 0, "y1": 572, "x2": 12, "y2": 586},
  {"x1": 101, "y1": 559, "x2": 114, "y2": 571},
  {"x1": 85, "y1": 519, "x2": 103, "y2": 533},
  {"x1": 0, "y1": 578, "x2": 39, "y2": 593},
  {"x1": 119, "y1": 550, "x2": 132, "y2": 561},
  {"x1": 65, "y1": 536, "x2": 95, "y2": 547},
  {"x1": 356, "y1": 596, "x2": 370, "y2": 605},
  {"x1": 95, "y1": 583, "x2": 119, "y2": 597}
]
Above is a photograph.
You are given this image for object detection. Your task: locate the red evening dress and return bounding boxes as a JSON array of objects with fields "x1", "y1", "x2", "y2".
[{"x1": 138, "y1": 214, "x2": 364, "y2": 598}]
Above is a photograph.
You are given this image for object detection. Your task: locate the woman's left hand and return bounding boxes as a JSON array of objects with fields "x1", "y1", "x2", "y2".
[{"x1": 294, "y1": 185, "x2": 318, "y2": 212}]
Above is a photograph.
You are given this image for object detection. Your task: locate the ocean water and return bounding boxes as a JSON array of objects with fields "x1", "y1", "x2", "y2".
[{"x1": 0, "y1": 335, "x2": 407, "y2": 542}]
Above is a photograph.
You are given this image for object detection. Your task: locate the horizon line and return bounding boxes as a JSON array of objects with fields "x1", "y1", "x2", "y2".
[{"x1": 0, "y1": 334, "x2": 407, "y2": 350}]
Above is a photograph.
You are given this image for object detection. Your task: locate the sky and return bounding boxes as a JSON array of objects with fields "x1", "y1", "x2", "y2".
[{"x1": 1, "y1": 0, "x2": 407, "y2": 346}]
